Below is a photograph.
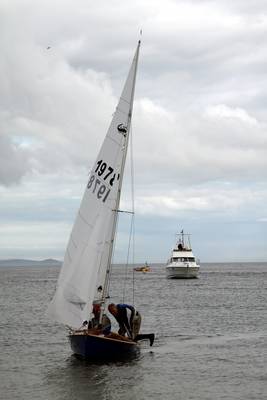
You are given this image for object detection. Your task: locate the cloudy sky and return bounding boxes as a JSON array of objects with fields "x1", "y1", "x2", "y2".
[{"x1": 1, "y1": 0, "x2": 267, "y2": 262}]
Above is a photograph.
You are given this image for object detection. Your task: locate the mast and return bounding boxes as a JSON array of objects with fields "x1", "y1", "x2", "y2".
[{"x1": 100, "y1": 41, "x2": 141, "y2": 314}]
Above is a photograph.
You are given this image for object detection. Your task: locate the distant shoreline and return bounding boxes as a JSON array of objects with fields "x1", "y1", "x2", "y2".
[
  {"x1": 0, "y1": 259, "x2": 266, "y2": 267},
  {"x1": 0, "y1": 259, "x2": 62, "y2": 267}
]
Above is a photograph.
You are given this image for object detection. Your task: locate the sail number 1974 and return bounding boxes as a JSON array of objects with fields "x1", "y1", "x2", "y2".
[{"x1": 87, "y1": 160, "x2": 118, "y2": 203}]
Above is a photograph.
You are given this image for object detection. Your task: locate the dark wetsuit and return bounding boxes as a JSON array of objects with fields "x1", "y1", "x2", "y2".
[{"x1": 116, "y1": 304, "x2": 135, "y2": 338}]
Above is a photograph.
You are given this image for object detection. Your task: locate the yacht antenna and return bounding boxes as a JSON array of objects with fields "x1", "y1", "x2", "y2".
[{"x1": 181, "y1": 229, "x2": 184, "y2": 247}]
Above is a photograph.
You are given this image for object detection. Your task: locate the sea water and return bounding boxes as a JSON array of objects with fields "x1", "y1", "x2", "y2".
[{"x1": 0, "y1": 262, "x2": 266, "y2": 400}]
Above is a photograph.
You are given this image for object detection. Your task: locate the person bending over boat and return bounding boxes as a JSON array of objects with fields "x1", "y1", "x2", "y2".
[
  {"x1": 108, "y1": 303, "x2": 137, "y2": 339},
  {"x1": 108, "y1": 303, "x2": 155, "y2": 346}
]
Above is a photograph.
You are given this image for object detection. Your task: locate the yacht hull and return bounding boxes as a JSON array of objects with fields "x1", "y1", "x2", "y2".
[
  {"x1": 69, "y1": 333, "x2": 139, "y2": 360},
  {"x1": 166, "y1": 265, "x2": 199, "y2": 279}
]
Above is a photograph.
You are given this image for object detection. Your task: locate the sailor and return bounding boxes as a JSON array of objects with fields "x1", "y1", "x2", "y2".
[
  {"x1": 108, "y1": 303, "x2": 139, "y2": 339},
  {"x1": 89, "y1": 285, "x2": 104, "y2": 327},
  {"x1": 90, "y1": 302, "x2": 101, "y2": 327},
  {"x1": 88, "y1": 302, "x2": 111, "y2": 334}
]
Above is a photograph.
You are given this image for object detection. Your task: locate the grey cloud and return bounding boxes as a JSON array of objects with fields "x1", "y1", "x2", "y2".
[
  {"x1": 0, "y1": 134, "x2": 31, "y2": 186},
  {"x1": 1, "y1": 0, "x2": 267, "y2": 261},
  {"x1": 132, "y1": 101, "x2": 267, "y2": 186},
  {"x1": 1, "y1": 0, "x2": 267, "y2": 211}
]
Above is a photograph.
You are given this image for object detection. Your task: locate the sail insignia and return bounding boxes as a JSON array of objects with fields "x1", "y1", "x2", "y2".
[
  {"x1": 117, "y1": 123, "x2": 128, "y2": 136},
  {"x1": 65, "y1": 291, "x2": 87, "y2": 310}
]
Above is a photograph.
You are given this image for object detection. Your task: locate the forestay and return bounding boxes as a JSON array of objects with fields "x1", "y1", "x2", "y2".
[{"x1": 48, "y1": 42, "x2": 140, "y2": 328}]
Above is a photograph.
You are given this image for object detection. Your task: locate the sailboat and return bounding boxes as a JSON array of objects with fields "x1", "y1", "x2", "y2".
[{"x1": 48, "y1": 41, "x2": 154, "y2": 359}]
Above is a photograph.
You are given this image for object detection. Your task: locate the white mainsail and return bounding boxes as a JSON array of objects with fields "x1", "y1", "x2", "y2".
[{"x1": 48, "y1": 42, "x2": 141, "y2": 328}]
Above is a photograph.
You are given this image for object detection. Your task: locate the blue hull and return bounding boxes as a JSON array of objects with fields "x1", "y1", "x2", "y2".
[{"x1": 69, "y1": 333, "x2": 139, "y2": 360}]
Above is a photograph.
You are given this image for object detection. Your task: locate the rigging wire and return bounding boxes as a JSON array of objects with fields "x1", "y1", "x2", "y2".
[
  {"x1": 122, "y1": 214, "x2": 134, "y2": 302},
  {"x1": 121, "y1": 123, "x2": 136, "y2": 305},
  {"x1": 130, "y1": 122, "x2": 136, "y2": 306},
  {"x1": 106, "y1": 212, "x2": 120, "y2": 302}
]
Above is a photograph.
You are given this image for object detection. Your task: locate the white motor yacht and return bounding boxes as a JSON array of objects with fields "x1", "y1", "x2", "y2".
[{"x1": 166, "y1": 231, "x2": 200, "y2": 278}]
